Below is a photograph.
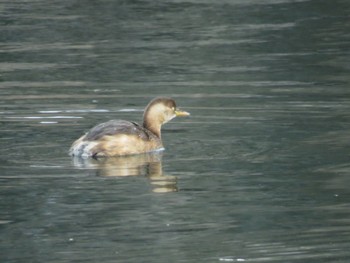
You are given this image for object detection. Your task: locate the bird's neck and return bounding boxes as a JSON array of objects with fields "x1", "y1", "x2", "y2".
[{"x1": 143, "y1": 116, "x2": 162, "y2": 138}]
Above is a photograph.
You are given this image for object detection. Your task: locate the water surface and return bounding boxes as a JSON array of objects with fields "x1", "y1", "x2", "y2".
[{"x1": 1, "y1": 0, "x2": 350, "y2": 262}]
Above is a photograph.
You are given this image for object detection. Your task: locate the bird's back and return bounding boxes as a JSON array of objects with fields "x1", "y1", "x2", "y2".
[{"x1": 69, "y1": 120, "x2": 161, "y2": 157}]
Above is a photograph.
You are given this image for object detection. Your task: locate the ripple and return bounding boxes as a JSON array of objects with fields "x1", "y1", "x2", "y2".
[
  {"x1": 118, "y1": 109, "x2": 142, "y2": 112},
  {"x1": 219, "y1": 256, "x2": 246, "y2": 262},
  {"x1": 0, "y1": 62, "x2": 62, "y2": 72},
  {"x1": 6, "y1": 116, "x2": 82, "y2": 119},
  {"x1": 39, "y1": 121, "x2": 58, "y2": 124},
  {"x1": 0, "y1": 42, "x2": 94, "y2": 53}
]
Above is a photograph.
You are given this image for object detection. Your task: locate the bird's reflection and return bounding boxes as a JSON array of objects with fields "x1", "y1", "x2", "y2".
[{"x1": 72, "y1": 152, "x2": 177, "y2": 193}]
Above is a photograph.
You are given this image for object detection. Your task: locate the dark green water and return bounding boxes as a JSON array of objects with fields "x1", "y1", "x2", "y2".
[{"x1": 1, "y1": 0, "x2": 350, "y2": 262}]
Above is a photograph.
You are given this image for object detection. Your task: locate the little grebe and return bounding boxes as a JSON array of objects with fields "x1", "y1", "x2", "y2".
[{"x1": 69, "y1": 97, "x2": 190, "y2": 157}]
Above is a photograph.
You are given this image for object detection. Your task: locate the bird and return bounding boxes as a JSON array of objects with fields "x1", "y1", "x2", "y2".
[{"x1": 69, "y1": 97, "x2": 190, "y2": 157}]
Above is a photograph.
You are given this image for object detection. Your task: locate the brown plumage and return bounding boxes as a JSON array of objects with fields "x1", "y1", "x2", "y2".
[{"x1": 69, "y1": 97, "x2": 189, "y2": 157}]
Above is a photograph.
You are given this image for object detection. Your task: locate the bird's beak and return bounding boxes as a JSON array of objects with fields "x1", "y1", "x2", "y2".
[{"x1": 175, "y1": 109, "x2": 190, "y2": 117}]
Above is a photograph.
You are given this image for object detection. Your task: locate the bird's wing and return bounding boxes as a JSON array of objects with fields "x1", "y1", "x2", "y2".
[{"x1": 84, "y1": 120, "x2": 150, "y2": 141}]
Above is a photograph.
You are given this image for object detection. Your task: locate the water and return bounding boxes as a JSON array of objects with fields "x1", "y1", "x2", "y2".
[{"x1": 1, "y1": 0, "x2": 350, "y2": 262}]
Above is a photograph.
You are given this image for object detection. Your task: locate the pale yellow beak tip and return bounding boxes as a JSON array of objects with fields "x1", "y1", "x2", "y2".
[{"x1": 175, "y1": 110, "x2": 190, "y2": 117}]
